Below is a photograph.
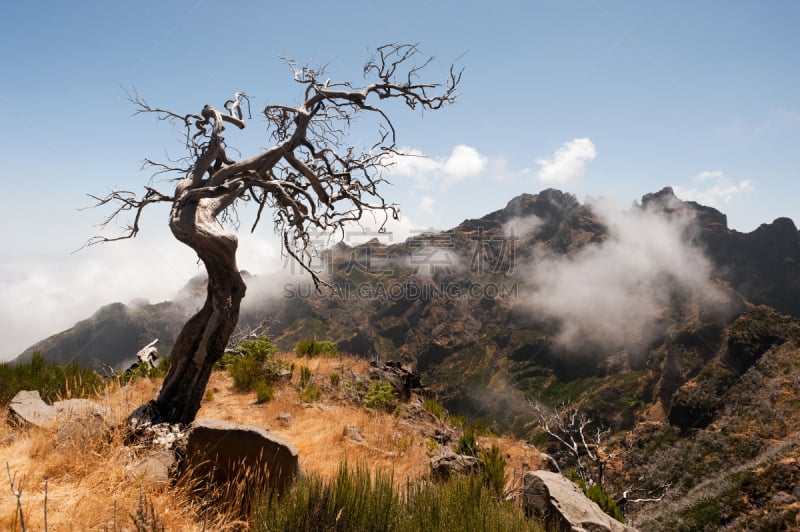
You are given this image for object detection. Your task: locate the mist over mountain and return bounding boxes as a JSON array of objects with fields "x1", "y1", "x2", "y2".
[{"x1": 14, "y1": 187, "x2": 800, "y2": 374}]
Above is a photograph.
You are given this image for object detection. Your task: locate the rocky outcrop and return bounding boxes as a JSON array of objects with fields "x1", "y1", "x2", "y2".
[
  {"x1": 181, "y1": 418, "x2": 303, "y2": 496},
  {"x1": 522, "y1": 471, "x2": 637, "y2": 532},
  {"x1": 8, "y1": 390, "x2": 56, "y2": 427},
  {"x1": 368, "y1": 361, "x2": 434, "y2": 400},
  {"x1": 430, "y1": 451, "x2": 484, "y2": 481},
  {"x1": 8, "y1": 390, "x2": 110, "y2": 429}
]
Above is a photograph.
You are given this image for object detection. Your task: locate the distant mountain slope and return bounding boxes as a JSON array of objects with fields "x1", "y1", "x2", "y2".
[{"x1": 12, "y1": 187, "x2": 800, "y2": 380}]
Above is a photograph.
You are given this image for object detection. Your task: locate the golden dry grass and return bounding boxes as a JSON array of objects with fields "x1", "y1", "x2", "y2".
[{"x1": 0, "y1": 352, "x2": 540, "y2": 530}]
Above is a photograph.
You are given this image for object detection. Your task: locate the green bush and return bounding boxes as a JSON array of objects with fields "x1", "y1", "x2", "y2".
[
  {"x1": 300, "y1": 385, "x2": 322, "y2": 403},
  {"x1": 423, "y1": 398, "x2": 446, "y2": 419},
  {"x1": 0, "y1": 352, "x2": 105, "y2": 404},
  {"x1": 481, "y1": 444, "x2": 507, "y2": 498},
  {"x1": 295, "y1": 339, "x2": 338, "y2": 357},
  {"x1": 299, "y1": 365, "x2": 312, "y2": 389},
  {"x1": 230, "y1": 356, "x2": 266, "y2": 392},
  {"x1": 238, "y1": 336, "x2": 278, "y2": 361},
  {"x1": 252, "y1": 462, "x2": 543, "y2": 531},
  {"x1": 329, "y1": 372, "x2": 341, "y2": 387},
  {"x1": 456, "y1": 430, "x2": 479, "y2": 457},
  {"x1": 255, "y1": 381, "x2": 274, "y2": 404},
  {"x1": 363, "y1": 381, "x2": 396, "y2": 412},
  {"x1": 222, "y1": 336, "x2": 289, "y2": 397}
]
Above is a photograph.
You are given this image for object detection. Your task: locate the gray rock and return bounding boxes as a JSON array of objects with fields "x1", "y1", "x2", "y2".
[
  {"x1": 127, "y1": 449, "x2": 176, "y2": 485},
  {"x1": 53, "y1": 398, "x2": 111, "y2": 421},
  {"x1": 521, "y1": 471, "x2": 637, "y2": 532},
  {"x1": 539, "y1": 452, "x2": 561, "y2": 473},
  {"x1": 54, "y1": 415, "x2": 109, "y2": 448},
  {"x1": 343, "y1": 425, "x2": 364, "y2": 442},
  {"x1": 275, "y1": 412, "x2": 293, "y2": 427},
  {"x1": 430, "y1": 451, "x2": 484, "y2": 481},
  {"x1": 182, "y1": 418, "x2": 303, "y2": 497},
  {"x1": 8, "y1": 390, "x2": 56, "y2": 428},
  {"x1": 8, "y1": 391, "x2": 112, "y2": 430}
]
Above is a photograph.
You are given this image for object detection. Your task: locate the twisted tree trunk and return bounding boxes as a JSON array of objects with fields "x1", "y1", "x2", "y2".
[
  {"x1": 151, "y1": 193, "x2": 246, "y2": 425},
  {"x1": 97, "y1": 46, "x2": 461, "y2": 429}
]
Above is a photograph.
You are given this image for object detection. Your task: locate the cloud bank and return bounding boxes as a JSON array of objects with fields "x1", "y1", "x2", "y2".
[
  {"x1": 520, "y1": 199, "x2": 720, "y2": 353},
  {"x1": 0, "y1": 229, "x2": 287, "y2": 361}
]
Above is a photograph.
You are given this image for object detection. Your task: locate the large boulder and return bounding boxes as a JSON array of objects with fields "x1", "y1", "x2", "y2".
[
  {"x1": 522, "y1": 471, "x2": 637, "y2": 532},
  {"x1": 181, "y1": 418, "x2": 303, "y2": 497}
]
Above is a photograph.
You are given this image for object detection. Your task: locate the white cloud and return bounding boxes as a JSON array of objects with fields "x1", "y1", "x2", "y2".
[
  {"x1": 535, "y1": 138, "x2": 597, "y2": 184},
  {"x1": 673, "y1": 170, "x2": 753, "y2": 207},
  {"x1": 420, "y1": 196, "x2": 436, "y2": 214},
  {"x1": 442, "y1": 144, "x2": 487, "y2": 185},
  {"x1": 386, "y1": 144, "x2": 487, "y2": 189},
  {"x1": 519, "y1": 199, "x2": 727, "y2": 353}
]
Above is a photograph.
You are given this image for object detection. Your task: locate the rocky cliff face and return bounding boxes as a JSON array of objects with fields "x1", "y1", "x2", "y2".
[{"x1": 642, "y1": 186, "x2": 800, "y2": 318}]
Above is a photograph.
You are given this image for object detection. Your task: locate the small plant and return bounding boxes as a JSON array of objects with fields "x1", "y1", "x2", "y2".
[
  {"x1": 237, "y1": 336, "x2": 277, "y2": 361},
  {"x1": 298, "y1": 365, "x2": 312, "y2": 389},
  {"x1": 424, "y1": 398, "x2": 446, "y2": 419},
  {"x1": 222, "y1": 336, "x2": 289, "y2": 395},
  {"x1": 131, "y1": 489, "x2": 166, "y2": 531},
  {"x1": 567, "y1": 470, "x2": 625, "y2": 523},
  {"x1": 329, "y1": 372, "x2": 341, "y2": 387},
  {"x1": 300, "y1": 385, "x2": 322, "y2": 402},
  {"x1": 295, "y1": 339, "x2": 338, "y2": 357},
  {"x1": 363, "y1": 381, "x2": 396, "y2": 412},
  {"x1": 456, "y1": 429, "x2": 479, "y2": 457},
  {"x1": 396, "y1": 435, "x2": 414, "y2": 453},
  {"x1": 480, "y1": 444, "x2": 507, "y2": 498},
  {"x1": 203, "y1": 390, "x2": 214, "y2": 402},
  {"x1": 230, "y1": 356, "x2": 265, "y2": 392},
  {"x1": 424, "y1": 438, "x2": 439, "y2": 457},
  {"x1": 255, "y1": 381, "x2": 274, "y2": 404}
]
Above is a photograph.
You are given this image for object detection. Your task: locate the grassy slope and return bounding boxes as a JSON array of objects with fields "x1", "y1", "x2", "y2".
[{"x1": 0, "y1": 352, "x2": 541, "y2": 530}]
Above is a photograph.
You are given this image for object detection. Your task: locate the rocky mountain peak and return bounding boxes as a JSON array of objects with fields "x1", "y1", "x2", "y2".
[{"x1": 482, "y1": 189, "x2": 582, "y2": 225}]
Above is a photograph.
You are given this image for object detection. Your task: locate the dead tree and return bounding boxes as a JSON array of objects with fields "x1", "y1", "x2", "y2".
[
  {"x1": 89, "y1": 44, "x2": 461, "y2": 426},
  {"x1": 531, "y1": 402, "x2": 611, "y2": 486}
]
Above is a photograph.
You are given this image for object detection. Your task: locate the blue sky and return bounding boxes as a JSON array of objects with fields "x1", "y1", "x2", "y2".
[{"x1": 1, "y1": 0, "x2": 798, "y2": 359}]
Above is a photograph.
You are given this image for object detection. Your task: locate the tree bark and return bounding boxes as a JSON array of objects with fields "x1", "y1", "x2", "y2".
[{"x1": 151, "y1": 193, "x2": 246, "y2": 425}]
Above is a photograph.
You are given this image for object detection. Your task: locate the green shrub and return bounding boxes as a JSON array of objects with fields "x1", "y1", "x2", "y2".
[
  {"x1": 363, "y1": 381, "x2": 396, "y2": 412},
  {"x1": 299, "y1": 365, "x2": 312, "y2": 389},
  {"x1": 295, "y1": 339, "x2": 338, "y2": 357},
  {"x1": 481, "y1": 444, "x2": 507, "y2": 498},
  {"x1": 252, "y1": 462, "x2": 543, "y2": 531},
  {"x1": 299, "y1": 385, "x2": 322, "y2": 403},
  {"x1": 423, "y1": 398, "x2": 446, "y2": 419},
  {"x1": 255, "y1": 381, "x2": 274, "y2": 404},
  {"x1": 0, "y1": 352, "x2": 105, "y2": 404},
  {"x1": 456, "y1": 430, "x2": 479, "y2": 457},
  {"x1": 329, "y1": 372, "x2": 341, "y2": 387},
  {"x1": 237, "y1": 336, "x2": 278, "y2": 361},
  {"x1": 222, "y1": 336, "x2": 289, "y2": 397},
  {"x1": 230, "y1": 356, "x2": 266, "y2": 392}
]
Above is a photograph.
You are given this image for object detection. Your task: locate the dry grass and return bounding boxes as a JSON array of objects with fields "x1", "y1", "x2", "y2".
[{"x1": 1, "y1": 352, "x2": 541, "y2": 529}]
